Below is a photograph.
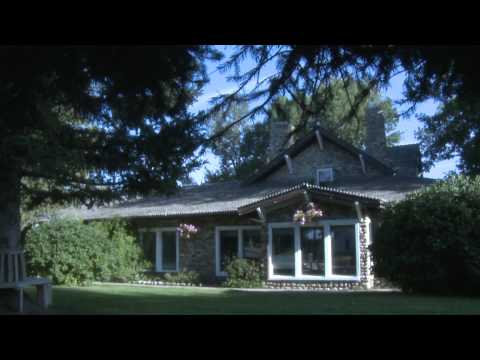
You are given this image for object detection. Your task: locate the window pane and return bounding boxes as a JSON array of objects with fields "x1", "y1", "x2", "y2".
[
  {"x1": 141, "y1": 232, "x2": 156, "y2": 270},
  {"x1": 301, "y1": 227, "x2": 325, "y2": 276},
  {"x1": 331, "y1": 225, "x2": 357, "y2": 276},
  {"x1": 162, "y1": 231, "x2": 177, "y2": 271},
  {"x1": 243, "y1": 229, "x2": 262, "y2": 260},
  {"x1": 219, "y1": 230, "x2": 238, "y2": 272},
  {"x1": 272, "y1": 228, "x2": 295, "y2": 276}
]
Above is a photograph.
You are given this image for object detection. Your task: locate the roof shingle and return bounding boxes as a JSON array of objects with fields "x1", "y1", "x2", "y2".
[{"x1": 58, "y1": 176, "x2": 436, "y2": 220}]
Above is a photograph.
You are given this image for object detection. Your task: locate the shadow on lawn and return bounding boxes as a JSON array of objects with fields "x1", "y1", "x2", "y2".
[{"x1": 38, "y1": 286, "x2": 480, "y2": 315}]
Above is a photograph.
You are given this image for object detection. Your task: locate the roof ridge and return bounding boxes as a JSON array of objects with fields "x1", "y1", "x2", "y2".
[{"x1": 244, "y1": 125, "x2": 394, "y2": 185}]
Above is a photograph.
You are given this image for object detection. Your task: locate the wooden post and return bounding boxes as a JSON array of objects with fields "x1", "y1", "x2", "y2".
[
  {"x1": 284, "y1": 154, "x2": 293, "y2": 174},
  {"x1": 36, "y1": 284, "x2": 50, "y2": 309},
  {"x1": 256, "y1": 207, "x2": 266, "y2": 223},
  {"x1": 20, "y1": 252, "x2": 26, "y2": 281},
  {"x1": 359, "y1": 154, "x2": 367, "y2": 175},
  {"x1": 354, "y1": 201, "x2": 363, "y2": 221},
  {"x1": 303, "y1": 191, "x2": 311, "y2": 204},
  {"x1": 18, "y1": 288, "x2": 23, "y2": 313},
  {"x1": 315, "y1": 130, "x2": 324, "y2": 150}
]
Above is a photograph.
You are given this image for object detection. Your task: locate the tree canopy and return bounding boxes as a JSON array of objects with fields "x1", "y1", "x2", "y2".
[
  {"x1": 0, "y1": 46, "x2": 221, "y2": 249},
  {"x1": 205, "y1": 82, "x2": 400, "y2": 183},
  {"x1": 205, "y1": 46, "x2": 480, "y2": 174},
  {"x1": 267, "y1": 80, "x2": 401, "y2": 148},
  {"x1": 205, "y1": 102, "x2": 269, "y2": 182},
  {"x1": 416, "y1": 99, "x2": 480, "y2": 175}
]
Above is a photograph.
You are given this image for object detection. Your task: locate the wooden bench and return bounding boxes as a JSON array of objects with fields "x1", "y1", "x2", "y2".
[{"x1": 0, "y1": 250, "x2": 52, "y2": 313}]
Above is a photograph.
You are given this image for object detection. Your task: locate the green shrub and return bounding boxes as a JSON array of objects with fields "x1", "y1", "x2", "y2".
[
  {"x1": 371, "y1": 175, "x2": 480, "y2": 295},
  {"x1": 224, "y1": 257, "x2": 264, "y2": 288},
  {"x1": 25, "y1": 217, "x2": 147, "y2": 286},
  {"x1": 90, "y1": 219, "x2": 148, "y2": 283},
  {"x1": 163, "y1": 271, "x2": 201, "y2": 285}
]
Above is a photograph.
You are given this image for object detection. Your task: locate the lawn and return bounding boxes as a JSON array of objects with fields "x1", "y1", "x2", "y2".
[{"x1": 23, "y1": 284, "x2": 480, "y2": 314}]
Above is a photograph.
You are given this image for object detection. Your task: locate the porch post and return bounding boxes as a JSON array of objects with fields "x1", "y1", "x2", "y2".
[{"x1": 257, "y1": 209, "x2": 269, "y2": 284}]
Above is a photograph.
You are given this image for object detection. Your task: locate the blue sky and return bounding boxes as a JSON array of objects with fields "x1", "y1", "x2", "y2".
[{"x1": 189, "y1": 46, "x2": 458, "y2": 184}]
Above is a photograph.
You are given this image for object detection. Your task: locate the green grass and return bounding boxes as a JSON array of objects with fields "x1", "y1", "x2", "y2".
[{"x1": 22, "y1": 284, "x2": 480, "y2": 314}]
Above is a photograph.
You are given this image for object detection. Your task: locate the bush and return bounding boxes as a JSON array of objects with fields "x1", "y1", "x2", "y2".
[
  {"x1": 371, "y1": 175, "x2": 480, "y2": 295},
  {"x1": 224, "y1": 257, "x2": 264, "y2": 288},
  {"x1": 25, "y1": 217, "x2": 147, "y2": 286},
  {"x1": 163, "y1": 271, "x2": 201, "y2": 285}
]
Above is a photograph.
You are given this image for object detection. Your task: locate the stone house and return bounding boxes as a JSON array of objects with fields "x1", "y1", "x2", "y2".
[{"x1": 65, "y1": 105, "x2": 436, "y2": 289}]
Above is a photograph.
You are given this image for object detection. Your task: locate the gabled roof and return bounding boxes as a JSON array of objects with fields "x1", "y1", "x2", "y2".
[
  {"x1": 243, "y1": 125, "x2": 395, "y2": 185},
  {"x1": 237, "y1": 182, "x2": 383, "y2": 215},
  {"x1": 58, "y1": 176, "x2": 436, "y2": 221}
]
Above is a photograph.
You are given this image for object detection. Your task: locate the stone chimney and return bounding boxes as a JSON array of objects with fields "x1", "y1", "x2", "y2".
[
  {"x1": 365, "y1": 104, "x2": 388, "y2": 163},
  {"x1": 268, "y1": 121, "x2": 292, "y2": 160}
]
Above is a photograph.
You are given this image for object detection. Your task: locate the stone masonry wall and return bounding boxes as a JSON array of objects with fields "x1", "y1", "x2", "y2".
[
  {"x1": 132, "y1": 214, "x2": 259, "y2": 283},
  {"x1": 266, "y1": 141, "x2": 385, "y2": 183},
  {"x1": 131, "y1": 201, "x2": 375, "y2": 289}
]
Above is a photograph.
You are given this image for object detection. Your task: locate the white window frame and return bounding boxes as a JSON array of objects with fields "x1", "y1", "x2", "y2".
[
  {"x1": 316, "y1": 167, "x2": 334, "y2": 184},
  {"x1": 138, "y1": 227, "x2": 180, "y2": 272},
  {"x1": 215, "y1": 226, "x2": 261, "y2": 277},
  {"x1": 267, "y1": 219, "x2": 361, "y2": 281}
]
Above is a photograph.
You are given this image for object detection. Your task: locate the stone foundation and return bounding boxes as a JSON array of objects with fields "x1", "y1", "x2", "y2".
[{"x1": 264, "y1": 280, "x2": 364, "y2": 290}]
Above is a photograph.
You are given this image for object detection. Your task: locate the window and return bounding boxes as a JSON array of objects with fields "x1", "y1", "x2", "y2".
[
  {"x1": 331, "y1": 225, "x2": 356, "y2": 276},
  {"x1": 138, "y1": 228, "x2": 179, "y2": 272},
  {"x1": 139, "y1": 231, "x2": 156, "y2": 271},
  {"x1": 215, "y1": 226, "x2": 262, "y2": 276},
  {"x1": 243, "y1": 229, "x2": 262, "y2": 260},
  {"x1": 218, "y1": 230, "x2": 238, "y2": 274},
  {"x1": 268, "y1": 220, "x2": 360, "y2": 280},
  {"x1": 317, "y1": 168, "x2": 334, "y2": 184},
  {"x1": 301, "y1": 227, "x2": 325, "y2": 276},
  {"x1": 271, "y1": 228, "x2": 295, "y2": 276},
  {"x1": 161, "y1": 230, "x2": 178, "y2": 272}
]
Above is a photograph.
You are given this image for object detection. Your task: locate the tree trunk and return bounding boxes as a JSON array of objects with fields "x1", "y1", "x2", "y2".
[{"x1": 0, "y1": 169, "x2": 21, "y2": 250}]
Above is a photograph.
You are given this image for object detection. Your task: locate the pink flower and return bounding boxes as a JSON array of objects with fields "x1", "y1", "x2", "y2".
[
  {"x1": 178, "y1": 223, "x2": 198, "y2": 239},
  {"x1": 293, "y1": 202, "x2": 324, "y2": 224}
]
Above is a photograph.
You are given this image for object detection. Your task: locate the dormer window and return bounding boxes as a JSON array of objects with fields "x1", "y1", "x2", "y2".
[{"x1": 316, "y1": 168, "x2": 334, "y2": 184}]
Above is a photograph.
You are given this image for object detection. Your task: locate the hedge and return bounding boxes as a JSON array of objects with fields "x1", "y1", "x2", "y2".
[
  {"x1": 371, "y1": 175, "x2": 480, "y2": 295},
  {"x1": 25, "y1": 217, "x2": 147, "y2": 286}
]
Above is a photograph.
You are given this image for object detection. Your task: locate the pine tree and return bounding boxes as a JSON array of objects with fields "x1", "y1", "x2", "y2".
[{"x1": 0, "y1": 46, "x2": 221, "y2": 251}]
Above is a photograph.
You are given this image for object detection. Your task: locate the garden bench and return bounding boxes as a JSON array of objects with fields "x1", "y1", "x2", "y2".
[{"x1": 0, "y1": 250, "x2": 52, "y2": 313}]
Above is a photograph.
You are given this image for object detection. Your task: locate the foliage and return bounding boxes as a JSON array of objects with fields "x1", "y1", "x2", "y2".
[
  {"x1": 205, "y1": 102, "x2": 269, "y2": 182},
  {"x1": 24, "y1": 217, "x2": 146, "y2": 286},
  {"x1": 224, "y1": 257, "x2": 264, "y2": 288},
  {"x1": 0, "y1": 46, "x2": 222, "y2": 249},
  {"x1": 371, "y1": 175, "x2": 480, "y2": 295},
  {"x1": 163, "y1": 271, "x2": 201, "y2": 285},
  {"x1": 139, "y1": 271, "x2": 202, "y2": 285},
  {"x1": 267, "y1": 81, "x2": 401, "y2": 148},
  {"x1": 205, "y1": 81, "x2": 399, "y2": 183},
  {"x1": 207, "y1": 46, "x2": 479, "y2": 131},
  {"x1": 205, "y1": 45, "x2": 480, "y2": 175},
  {"x1": 416, "y1": 99, "x2": 480, "y2": 175}
]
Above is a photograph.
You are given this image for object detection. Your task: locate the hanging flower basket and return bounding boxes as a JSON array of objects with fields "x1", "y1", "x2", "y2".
[
  {"x1": 177, "y1": 223, "x2": 199, "y2": 240},
  {"x1": 292, "y1": 202, "x2": 324, "y2": 224}
]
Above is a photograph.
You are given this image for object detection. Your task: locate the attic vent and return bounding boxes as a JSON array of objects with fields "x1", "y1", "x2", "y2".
[{"x1": 316, "y1": 168, "x2": 334, "y2": 184}]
